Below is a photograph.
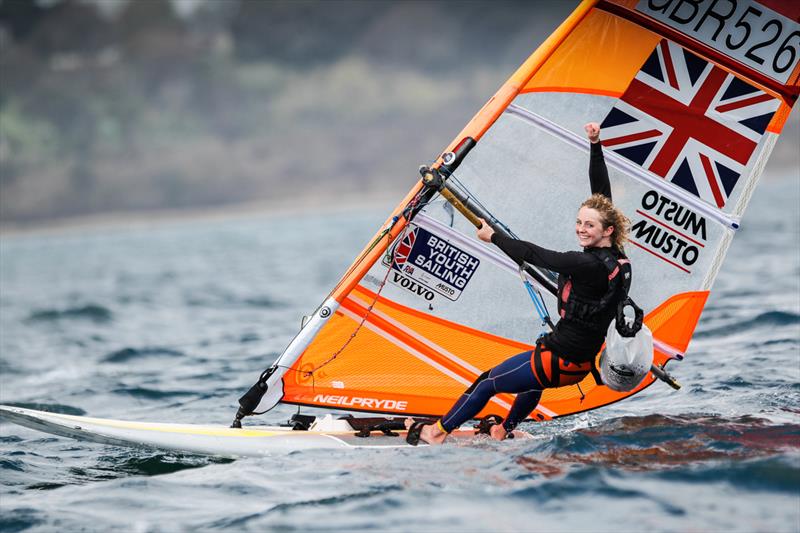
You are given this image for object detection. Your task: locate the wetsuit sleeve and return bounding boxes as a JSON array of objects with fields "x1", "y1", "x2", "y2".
[
  {"x1": 589, "y1": 141, "x2": 611, "y2": 200},
  {"x1": 490, "y1": 233, "x2": 598, "y2": 275}
]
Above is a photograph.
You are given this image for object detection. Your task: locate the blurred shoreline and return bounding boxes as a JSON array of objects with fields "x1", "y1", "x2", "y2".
[
  {"x1": 0, "y1": 189, "x2": 403, "y2": 238},
  {"x1": 1, "y1": 0, "x2": 797, "y2": 238},
  {"x1": 2, "y1": 1, "x2": 797, "y2": 231},
  {"x1": 0, "y1": 1, "x2": 581, "y2": 225},
  {"x1": 2, "y1": 166, "x2": 796, "y2": 239}
]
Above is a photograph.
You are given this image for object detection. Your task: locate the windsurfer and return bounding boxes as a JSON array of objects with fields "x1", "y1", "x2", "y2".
[{"x1": 406, "y1": 122, "x2": 632, "y2": 445}]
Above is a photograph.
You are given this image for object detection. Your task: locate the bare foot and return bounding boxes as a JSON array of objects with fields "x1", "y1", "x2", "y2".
[
  {"x1": 511, "y1": 429, "x2": 534, "y2": 440},
  {"x1": 404, "y1": 418, "x2": 448, "y2": 445},
  {"x1": 489, "y1": 423, "x2": 508, "y2": 441}
]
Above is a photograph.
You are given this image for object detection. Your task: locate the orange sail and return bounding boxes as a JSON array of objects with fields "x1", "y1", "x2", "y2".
[{"x1": 250, "y1": 0, "x2": 799, "y2": 422}]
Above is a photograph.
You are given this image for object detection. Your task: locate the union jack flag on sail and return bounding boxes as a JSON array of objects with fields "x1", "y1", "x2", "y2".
[
  {"x1": 391, "y1": 226, "x2": 417, "y2": 270},
  {"x1": 600, "y1": 39, "x2": 780, "y2": 209}
]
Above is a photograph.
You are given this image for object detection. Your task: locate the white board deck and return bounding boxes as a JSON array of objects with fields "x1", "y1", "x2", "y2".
[{"x1": 0, "y1": 405, "x2": 498, "y2": 457}]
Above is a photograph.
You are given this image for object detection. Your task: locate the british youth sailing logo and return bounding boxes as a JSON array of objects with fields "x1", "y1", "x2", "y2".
[
  {"x1": 600, "y1": 38, "x2": 780, "y2": 209},
  {"x1": 384, "y1": 225, "x2": 480, "y2": 301}
]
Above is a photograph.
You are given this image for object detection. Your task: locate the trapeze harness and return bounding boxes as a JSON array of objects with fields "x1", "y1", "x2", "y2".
[
  {"x1": 560, "y1": 248, "x2": 634, "y2": 333},
  {"x1": 535, "y1": 247, "x2": 634, "y2": 387}
]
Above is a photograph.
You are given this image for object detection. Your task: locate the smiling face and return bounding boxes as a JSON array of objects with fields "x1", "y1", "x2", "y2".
[{"x1": 576, "y1": 206, "x2": 614, "y2": 248}]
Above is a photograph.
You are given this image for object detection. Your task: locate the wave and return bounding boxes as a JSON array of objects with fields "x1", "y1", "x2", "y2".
[
  {"x1": 238, "y1": 332, "x2": 261, "y2": 343},
  {"x1": 510, "y1": 468, "x2": 687, "y2": 515},
  {"x1": 110, "y1": 387, "x2": 196, "y2": 400},
  {"x1": 0, "y1": 458, "x2": 26, "y2": 473},
  {"x1": 242, "y1": 296, "x2": 285, "y2": 309},
  {"x1": 653, "y1": 456, "x2": 800, "y2": 493},
  {"x1": 742, "y1": 337, "x2": 800, "y2": 349},
  {"x1": 0, "y1": 358, "x2": 20, "y2": 375},
  {"x1": 515, "y1": 413, "x2": 800, "y2": 478},
  {"x1": 184, "y1": 291, "x2": 285, "y2": 310},
  {"x1": 2, "y1": 403, "x2": 86, "y2": 416},
  {"x1": 107, "y1": 453, "x2": 231, "y2": 477},
  {"x1": 102, "y1": 347, "x2": 184, "y2": 363},
  {"x1": 0, "y1": 507, "x2": 44, "y2": 532},
  {"x1": 694, "y1": 311, "x2": 800, "y2": 338},
  {"x1": 207, "y1": 486, "x2": 402, "y2": 529},
  {"x1": 26, "y1": 304, "x2": 113, "y2": 324},
  {"x1": 11, "y1": 453, "x2": 227, "y2": 492}
]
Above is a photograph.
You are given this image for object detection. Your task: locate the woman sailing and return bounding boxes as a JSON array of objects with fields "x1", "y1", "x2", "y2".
[{"x1": 406, "y1": 122, "x2": 635, "y2": 445}]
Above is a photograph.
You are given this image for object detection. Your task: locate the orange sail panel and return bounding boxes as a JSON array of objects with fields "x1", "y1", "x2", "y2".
[
  {"x1": 283, "y1": 285, "x2": 532, "y2": 417},
  {"x1": 282, "y1": 285, "x2": 710, "y2": 419}
]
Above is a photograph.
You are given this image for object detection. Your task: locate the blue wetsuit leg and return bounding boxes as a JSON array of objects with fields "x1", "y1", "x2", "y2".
[
  {"x1": 439, "y1": 351, "x2": 543, "y2": 433},
  {"x1": 502, "y1": 390, "x2": 543, "y2": 432}
]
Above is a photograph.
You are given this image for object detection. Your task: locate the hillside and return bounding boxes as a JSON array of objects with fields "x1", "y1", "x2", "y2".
[{"x1": 0, "y1": 0, "x2": 796, "y2": 227}]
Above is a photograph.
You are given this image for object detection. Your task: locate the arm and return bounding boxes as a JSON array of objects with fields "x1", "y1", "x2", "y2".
[
  {"x1": 477, "y1": 218, "x2": 597, "y2": 275},
  {"x1": 585, "y1": 122, "x2": 611, "y2": 200},
  {"x1": 490, "y1": 232, "x2": 598, "y2": 276}
]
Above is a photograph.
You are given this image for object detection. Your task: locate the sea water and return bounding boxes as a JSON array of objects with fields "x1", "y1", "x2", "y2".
[{"x1": 1, "y1": 176, "x2": 798, "y2": 532}]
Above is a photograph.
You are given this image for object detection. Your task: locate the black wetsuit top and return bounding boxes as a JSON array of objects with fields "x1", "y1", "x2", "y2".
[{"x1": 490, "y1": 142, "x2": 618, "y2": 363}]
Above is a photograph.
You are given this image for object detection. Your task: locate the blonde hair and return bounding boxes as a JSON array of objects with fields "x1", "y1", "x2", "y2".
[{"x1": 580, "y1": 193, "x2": 630, "y2": 251}]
